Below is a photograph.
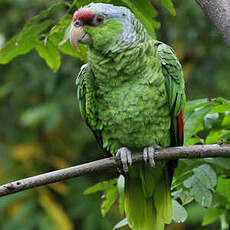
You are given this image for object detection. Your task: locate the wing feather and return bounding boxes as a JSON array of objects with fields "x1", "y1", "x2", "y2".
[
  {"x1": 157, "y1": 42, "x2": 186, "y2": 146},
  {"x1": 157, "y1": 42, "x2": 186, "y2": 184},
  {"x1": 76, "y1": 64, "x2": 107, "y2": 153}
]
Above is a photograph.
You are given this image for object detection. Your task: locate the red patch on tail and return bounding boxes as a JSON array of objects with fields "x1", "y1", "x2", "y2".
[{"x1": 178, "y1": 109, "x2": 184, "y2": 145}]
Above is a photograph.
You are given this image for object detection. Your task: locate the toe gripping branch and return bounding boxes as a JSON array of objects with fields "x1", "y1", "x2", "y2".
[
  {"x1": 116, "y1": 147, "x2": 132, "y2": 173},
  {"x1": 143, "y1": 146, "x2": 157, "y2": 168},
  {"x1": 115, "y1": 145, "x2": 159, "y2": 174}
]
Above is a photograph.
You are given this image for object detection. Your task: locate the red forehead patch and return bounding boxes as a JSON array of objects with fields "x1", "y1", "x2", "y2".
[{"x1": 73, "y1": 9, "x2": 95, "y2": 23}]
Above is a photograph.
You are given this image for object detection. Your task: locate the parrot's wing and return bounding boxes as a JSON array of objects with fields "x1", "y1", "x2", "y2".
[
  {"x1": 76, "y1": 64, "x2": 105, "y2": 152},
  {"x1": 157, "y1": 42, "x2": 186, "y2": 146},
  {"x1": 76, "y1": 64, "x2": 88, "y2": 123}
]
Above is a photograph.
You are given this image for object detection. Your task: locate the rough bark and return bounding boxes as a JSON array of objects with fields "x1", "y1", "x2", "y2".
[
  {"x1": 0, "y1": 144, "x2": 230, "y2": 197},
  {"x1": 196, "y1": 0, "x2": 230, "y2": 48}
]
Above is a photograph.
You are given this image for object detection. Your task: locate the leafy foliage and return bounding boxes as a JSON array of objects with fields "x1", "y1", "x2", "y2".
[
  {"x1": 0, "y1": 0, "x2": 176, "y2": 71},
  {"x1": 36, "y1": 40, "x2": 61, "y2": 72},
  {"x1": 0, "y1": 0, "x2": 230, "y2": 229},
  {"x1": 172, "y1": 199, "x2": 188, "y2": 223},
  {"x1": 0, "y1": 3, "x2": 67, "y2": 65},
  {"x1": 161, "y1": 0, "x2": 176, "y2": 16}
]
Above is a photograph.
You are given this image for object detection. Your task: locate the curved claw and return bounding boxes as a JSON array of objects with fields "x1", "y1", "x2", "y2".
[
  {"x1": 143, "y1": 145, "x2": 160, "y2": 168},
  {"x1": 116, "y1": 147, "x2": 132, "y2": 173}
]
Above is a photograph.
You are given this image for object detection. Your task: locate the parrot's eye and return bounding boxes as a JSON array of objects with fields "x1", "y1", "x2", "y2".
[
  {"x1": 94, "y1": 15, "x2": 105, "y2": 25},
  {"x1": 74, "y1": 19, "x2": 83, "y2": 27}
]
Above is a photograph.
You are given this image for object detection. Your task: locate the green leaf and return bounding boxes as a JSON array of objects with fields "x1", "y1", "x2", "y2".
[
  {"x1": 216, "y1": 97, "x2": 230, "y2": 106},
  {"x1": 0, "y1": 20, "x2": 52, "y2": 64},
  {"x1": 172, "y1": 189, "x2": 193, "y2": 205},
  {"x1": 183, "y1": 176, "x2": 193, "y2": 188},
  {"x1": 216, "y1": 177, "x2": 230, "y2": 202},
  {"x1": 180, "y1": 191, "x2": 194, "y2": 205},
  {"x1": 36, "y1": 39, "x2": 61, "y2": 72},
  {"x1": 113, "y1": 218, "x2": 128, "y2": 229},
  {"x1": 185, "y1": 98, "x2": 210, "y2": 113},
  {"x1": 49, "y1": 16, "x2": 72, "y2": 36},
  {"x1": 204, "y1": 113, "x2": 219, "y2": 129},
  {"x1": 84, "y1": 178, "x2": 117, "y2": 195},
  {"x1": 222, "y1": 114, "x2": 230, "y2": 128},
  {"x1": 184, "y1": 105, "x2": 214, "y2": 144},
  {"x1": 24, "y1": 2, "x2": 67, "y2": 30},
  {"x1": 190, "y1": 176, "x2": 212, "y2": 208},
  {"x1": 185, "y1": 137, "x2": 203, "y2": 145},
  {"x1": 209, "y1": 104, "x2": 230, "y2": 114},
  {"x1": 193, "y1": 164, "x2": 217, "y2": 189},
  {"x1": 202, "y1": 208, "x2": 224, "y2": 226},
  {"x1": 204, "y1": 158, "x2": 230, "y2": 170},
  {"x1": 121, "y1": 0, "x2": 159, "y2": 38},
  {"x1": 161, "y1": 0, "x2": 176, "y2": 16},
  {"x1": 0, "y1": 2, "x2": 67, "y2": 64},
  {"x1": 183, "y1": 164, "x2": 216, "y2": 208},
  {"x1": 213, "y1": 193, "x2": 229, "y2": 209},
  {"x1": 172, "y1": 200, "x2": 187, "y2": 223},
  {"x1": 206, "y1": 129, "x2": 230, "y2": 144},
  {"x1": 101, "y1": 186, "x2": 118, "y2": 216}
]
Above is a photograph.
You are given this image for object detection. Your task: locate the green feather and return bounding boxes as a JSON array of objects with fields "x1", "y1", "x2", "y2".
[{"x1": 85, "y1": 19, "x2": 123, "y2": 54}]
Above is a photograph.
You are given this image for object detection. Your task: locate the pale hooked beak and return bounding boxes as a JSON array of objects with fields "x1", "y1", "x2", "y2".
[{"x1": 70, "y1": 24, "x2": 92, "y2": 50}]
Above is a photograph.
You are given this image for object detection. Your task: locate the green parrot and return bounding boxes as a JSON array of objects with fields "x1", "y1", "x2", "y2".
[{"x1": 70, "y1": 3, "x2": 185, "y2": 230}]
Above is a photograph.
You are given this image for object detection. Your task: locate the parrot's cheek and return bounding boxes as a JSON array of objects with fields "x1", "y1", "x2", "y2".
[{"x1": 70, "y1": 25, "x2": 92, "y2": 50}]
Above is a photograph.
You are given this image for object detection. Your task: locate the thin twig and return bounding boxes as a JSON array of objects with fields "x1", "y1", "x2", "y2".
[{"x1": 1, "y1": 144, "x2": 230, "y2": 197}]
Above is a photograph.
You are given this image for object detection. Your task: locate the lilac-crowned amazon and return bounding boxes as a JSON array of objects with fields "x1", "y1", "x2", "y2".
[{"x1": 70, "y1": 3, "x2": 185, "y2": 230}]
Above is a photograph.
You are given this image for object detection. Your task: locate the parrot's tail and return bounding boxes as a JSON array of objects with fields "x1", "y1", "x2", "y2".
[{"x1": 124, "y1": 165, "x2": 172, "y2": 230}]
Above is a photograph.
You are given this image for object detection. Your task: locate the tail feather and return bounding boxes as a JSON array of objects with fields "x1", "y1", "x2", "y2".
[
  {"x1": 125, "y1": 177, "x2": 160, "y2": 230},
  {"x1": 154, "y1": 181, "x2": 172, "y2": 224},
  {"x1": 124, "y1": 165, "x2": 172, "y2": 230}
]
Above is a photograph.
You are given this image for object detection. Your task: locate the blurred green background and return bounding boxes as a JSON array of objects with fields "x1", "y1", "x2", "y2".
[{"x1": 0, "y1": 0, "x2": 228, "y2": 229}]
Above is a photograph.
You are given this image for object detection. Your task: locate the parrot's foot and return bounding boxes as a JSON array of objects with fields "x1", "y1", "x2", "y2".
[
  {"x1": 143, "y1": 145, "x2": 161, "y2": 168},
  {"x1": 116, "y1": 147, "x2": 132, "y2": 173}
]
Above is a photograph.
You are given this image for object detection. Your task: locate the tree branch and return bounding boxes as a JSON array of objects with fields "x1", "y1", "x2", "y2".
[
  {"x1": 196, "y1": 0, "x2": 230, "y2": 48},
  {"x1": 1, "y1": 144, "x2": 230, "y2": 197}
]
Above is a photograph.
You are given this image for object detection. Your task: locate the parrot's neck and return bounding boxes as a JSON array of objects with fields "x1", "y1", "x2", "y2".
[
  {"x1": 110, "y1": 18, "x2": 150, "y2": 53},
  {"x1": 87, "y1": 38, "x2": 157, "y2": 88}
]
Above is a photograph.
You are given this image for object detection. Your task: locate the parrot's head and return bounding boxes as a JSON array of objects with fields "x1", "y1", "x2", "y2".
[{"x1": 70, "y1": 3, "x2": 145, "y2": 53}]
